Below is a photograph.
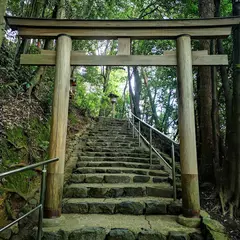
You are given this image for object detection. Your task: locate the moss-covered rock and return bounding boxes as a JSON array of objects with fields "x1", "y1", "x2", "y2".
[
  {"x1": 168, "y1": 231, "x2": 189, "y2": 240},
  {"x1": 107, "y1": 228, "x2": 135, "y2": 240},
  {"x1": 202, "y1": 217, "x2": 230, "y2": 240},
  {"x1": 68, "y1": 227, "x2": 106, "y2": 240}
]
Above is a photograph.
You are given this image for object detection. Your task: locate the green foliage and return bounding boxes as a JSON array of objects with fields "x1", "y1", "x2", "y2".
[
  {"x1": 0, "y1": 171, "x2": 39, "y2": 201},
  {"x1": 0, "y1": 118, "x2": 50, "y2": 168},
  {"x1": 68, "y1": 112, "x2": 79, "y2": 125},
  {"x1": 73, "y1": 65, "x2": 127, "y2": 117}
]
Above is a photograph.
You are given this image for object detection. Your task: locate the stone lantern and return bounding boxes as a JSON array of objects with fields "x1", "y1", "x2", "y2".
[{"x1": 108, "y1": 93, "x2": 119, "y2": 118}]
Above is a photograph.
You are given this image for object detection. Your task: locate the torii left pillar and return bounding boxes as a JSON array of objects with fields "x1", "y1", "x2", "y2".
[{"x1": 44, "y1": 34, "x2": 72, "y2": 218}]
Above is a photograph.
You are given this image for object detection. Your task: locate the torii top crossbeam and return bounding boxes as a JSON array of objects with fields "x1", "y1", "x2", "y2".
[{"x1": 5, "y1": 16, "x2": 240, "y2": 39}]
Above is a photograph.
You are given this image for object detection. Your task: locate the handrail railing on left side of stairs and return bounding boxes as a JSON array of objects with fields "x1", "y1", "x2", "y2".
[{"x1": 0, "y1": 157, "x2": 59, "y2": 240}]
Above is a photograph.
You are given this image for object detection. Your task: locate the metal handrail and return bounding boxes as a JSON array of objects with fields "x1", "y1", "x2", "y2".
[
  {"x1": 0, "y1": 157, "x2": 59, "y2": 240},
  {"x1": 131, "y1": 112, "x2": 179, "y2": 146},
  {"x1": 127, "y1": 111, "x2": 177, "y2": 201}
]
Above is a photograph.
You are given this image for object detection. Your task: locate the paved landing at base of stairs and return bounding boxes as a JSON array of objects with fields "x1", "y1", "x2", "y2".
[{"x1": 41, "y1": 214, "x2": 201, "y2": 239}]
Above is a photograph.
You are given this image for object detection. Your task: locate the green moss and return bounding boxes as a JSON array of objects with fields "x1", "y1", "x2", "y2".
[
  {"x1": 0, "y1": 170, "x2": 40, "y2": 201},
  {"x1": 68, "y1": 112, "x2": 78, "y2": 125},
  {"x1": 0, "y1": 118, "x2": 50, "y2": 202},
  {"x1": 0, "y1": 118, "x2": 50, "y2": 168},
  {"x1": 203, "y1": 218, "x2": 225, "y2": 233},
  {"x1": 202, "y1": 217, "x2": 230, "y2": 240},
  {"x1": 210, "y1": 231, "x2": 229, "y2": 240},
  {"x1": 1, "y1": 126, "x2": 28, "y2": 166}
]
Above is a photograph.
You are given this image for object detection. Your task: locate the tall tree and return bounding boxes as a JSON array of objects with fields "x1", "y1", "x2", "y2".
[
  {"x1": 132, "y1": 66, "x2": 142, "y2": 118},
  {"x1": 232, "y1": 0, "x2": 240, "y2": 208},
  {"x1": 0, "y1": 0, "x2": 7, "y2": 47},
  {"x1": 198, "y1": 0, "x2": 215, "y2": 182},
  {"x1": 27, "y1": 0, "x2": 62, "y2": 100},
  {"x1": 142, "y1": 68, "x2": 160, "y2": 128}
]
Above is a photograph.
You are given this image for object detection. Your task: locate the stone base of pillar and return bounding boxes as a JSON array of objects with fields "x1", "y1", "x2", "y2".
[
  {"x1": 42, "y1": 215, "x2": 66, "y2": 228},
  {"x1": 177, "y1": 214, "x2": 201, "y2": 228}
]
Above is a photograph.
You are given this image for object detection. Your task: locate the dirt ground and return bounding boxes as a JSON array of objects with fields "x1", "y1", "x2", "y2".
[{"x1": 200, "y1": 185, "x2": 240, "y2": 240}]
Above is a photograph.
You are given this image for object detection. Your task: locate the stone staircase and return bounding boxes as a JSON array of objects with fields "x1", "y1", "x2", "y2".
[{"x1": 41, "y1": 118, "x2": 202, "y2": 239}]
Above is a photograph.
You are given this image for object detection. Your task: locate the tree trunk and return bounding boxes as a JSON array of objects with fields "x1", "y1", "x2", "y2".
[
  {"x1": 26, "y1": 1, "x2": 59, "y2": 99},
  {"x1": 15, "y1": 0, "x2": 45, "y2": 60},
  {"x1": 133, "y1": 67, "x2": 141, "y2": 118},
  {"x1": 57, "y1": 0, "x2": 66, "y2": 19},
  {"x1": 128, "y1": 67, "x2": 134, "y2": 113},
  {"x1": 215, "y1": 0, "x2": 233, "y2": 194},
  {"x1": 232, "y1": 0, "x2": 240, "y2": 208},
  {"x1": 162, "y1": 90, "x2": 173, "y2": 134},
  {"x1": 121, "y1": 78, "x2": 128, "y2": 119},
  {"x1": 211, "y1": 39, "x2": 221, "y2": 188},
  {"x1": 0, "y1": 0, "x2": 7, "y2": 47},
  {"x1": 198, "y1": 0, "x2": 215, "y2": 182},
  {"x1": 99, "y1": 66, "x2": 111, "y2": 117},
  {"x1": 142, "y1": 68, "x2": 160, "y2": 128}
]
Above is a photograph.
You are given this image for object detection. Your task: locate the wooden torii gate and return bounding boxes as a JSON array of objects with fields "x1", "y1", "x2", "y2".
[{"x1": 5, "y1": 16, "x2": 240, "y2": 219}]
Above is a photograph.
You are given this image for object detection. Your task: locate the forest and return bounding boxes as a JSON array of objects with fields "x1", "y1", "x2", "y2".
[{"x1": 0, "y1": 0, "x2": 240, "y2": 239}]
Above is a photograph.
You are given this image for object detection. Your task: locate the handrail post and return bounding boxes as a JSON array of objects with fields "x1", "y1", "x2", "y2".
[
  {"x1": 150, "y1": 128, "x2": 152, "y2": 165},
  {"x1": 171, "y1": 143, "x2": 177, "y2": 201},
  {"x1": 37, "y1": 164, "x2": 47, "y2": 240},
  {"x1": 138, "y1": 121, "x2": 141, "y2": 147},
  {"x1": 132, "y1": 116, "x2": 135, "y2": 138}
]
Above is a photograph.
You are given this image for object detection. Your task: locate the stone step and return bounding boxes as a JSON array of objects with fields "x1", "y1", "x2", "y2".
[
  {"x1": 62, "y1": 197, "x2": 182, "y2": 215},
  {"x1": 78, "y1": 151, "x2": 153, "y2": 158},
  {"x1": 83, "y1": 146, "x2": 148, "y2": 153},
  {"x1": 89, "y1": 129, "x2": 130, "y2": 133},
  {"x1": 84, "y1": 136, "x2": 137, "y2": 141},
  {"x1": 91, "y1": 127, "x2": 128, "y2": 131},
  {"x1": 85, "y1": 139, "x2": 139, "y2": 145},
  {"x1": 99, "y1": 118, "x2": 127, "y2": 122},
  {"x1": 85, "y1": 142, "x2": 139, "y2": 147},
  {"x1": 89, "y1": 131, "x2": 130, "y2": 135},
  {"x1": 76, "y1": 161, "x2": 164, "y2": 170},
  {"x1": 70, "y1": 173, "x2": 169, "y2": 184},
  {"x1": 73, "y1": 167, "x2": 168, "y2": 177},
  {"x1": 87, "y1": 134, "x2": 132, "y2": 138},
  {"x1": 97, "y1": 124, "x2": 127, "y2": 128},
  {"x1": 78, "y1": 156, "x2": 160, "y2": 164},
  {"x1": 64, "y1": 183, "x2": 173, "y2": 198},
  {"x1": 99, "y1": 118, "x2": 126, "y2": 121},
  {"x1": 41, "y1": 214, "x2": 200, "y2": 240},
  {"x1": 76, "y1": 145, "x2": 141, "y2": 151}
]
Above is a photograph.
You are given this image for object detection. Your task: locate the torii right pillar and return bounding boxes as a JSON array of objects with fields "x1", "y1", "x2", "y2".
[{"x1": 176, "y1": 35, "x2": 200, "y2": 218}]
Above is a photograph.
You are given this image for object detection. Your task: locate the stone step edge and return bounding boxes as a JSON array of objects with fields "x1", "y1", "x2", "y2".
[
  {"x1": 64, "y1": 183, "x2": 175, "y2": 199},
  {"x1": 83, "y1": 148, "x2": 149, "y2": 152},
  {"x1": 73, "y1": 167, "x2": 169, "y2": 176},
  {"x1": 73, "y1": 157, "x2": 160, "y2": 164},
  {"x1": 62, "y1": 198, "x2": 182, "y2": 215},
  {"x1": 40, "y1": 214, "x2": 201, "y2": 240},
  {"x1": 76, "y1": 161, "x2": 163, "y2": 169},
  {"x1": 77, "y1": 152, "x2": 152, "y2": 157},
  {"x1": 70, "y1": 173, "x2": 169, "y2": 184},
  {"x1": 78, "y1": 156, "x2": 158, "y2": 160}
]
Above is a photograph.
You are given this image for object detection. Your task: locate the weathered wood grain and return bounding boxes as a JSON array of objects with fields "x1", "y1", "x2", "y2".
[
  {"x1": 17, "y1": 27, "x2": 232, "y2": 39},
  {"x1": 5, "y1": 16, "x2": 240, "y2": 29},
  {"x1": 176, "y1": 35, "x2": 200, "y2": 217},
  {"x1": 118, "y1": 38, "x2": 131, "y2": 55},
  {"x1": 20, "y1": 54, "x2": 228, "y2": 66},
  {"x1": 44, "y1": 35, "x2": 72, "y2": 218}
]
